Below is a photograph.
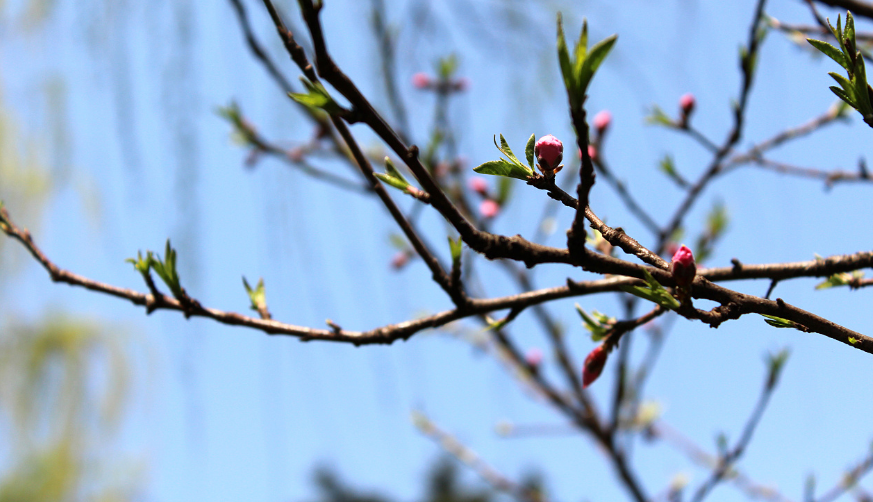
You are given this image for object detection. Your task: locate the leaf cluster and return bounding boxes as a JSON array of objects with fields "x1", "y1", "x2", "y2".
[{"x1": 808, "y1": 12, "x2": 873, "y2": 126}]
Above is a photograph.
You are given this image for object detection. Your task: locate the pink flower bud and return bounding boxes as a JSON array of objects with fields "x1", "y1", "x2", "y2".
[
  {"x1": 468, "y1": 177, "x2": 488, "y2": 196},
  {"x1": 670, "y1": 244, "x2": 697, "y2": 288},
  {"x1": 391, "y1": 251, "x2": 409, "y2": 270},
  {"x1": 525, "y1": 348, "x2": 543, "y2": 368},
  {"x1": 679, "y1": 93, "x2": 696, "y2": 115},
  {"x1": 587, "y1": 145, "x2": 598, "y2": 162},
  {"x1": 287, "y1": 147, "x2": 305, "y2": 163},
  {"x1": 592, "y1": 110, "x2": 612, "y2": 136},
  {"x1": 582, "y1": 344, "x2": 608, "y2": 388},
  {"x1": 412, "y1": 72, "x2": 432, "y2": 89},
  {"x1": 479, "y1": 199, "x2": 500, "y2": 219},
  {"x1": 534, "y1": 135, "x2": 563, "y2": 174}
]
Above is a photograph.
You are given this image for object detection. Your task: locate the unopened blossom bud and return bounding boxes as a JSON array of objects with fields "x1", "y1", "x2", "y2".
[
  {"x1": 587, "y1": 144, "x2": 598, "y2": 162},
  {"x1": 534, "y1": 135, "x2": 563, "y2": 174},
  {"x1": 525, "y1": 348, "x2": 543, "y2": 368},
  {"x1": 391, "y1": 251, "x2": 410, "y2": 270},
  {"x1": 679, "y1": 93, "x2": 696, "y2": 128},
  {"x1": 592, "y1": 110, "x2": 612, "y2": 136},
  {"x1": 679, "y1": 93, "x2": 696, "y2": 115},
  {"x1": 670, "y1": 244, "x2": 697, "y2": 288},
  {"x1": 412, "y1": 72, "x2": 432, "y2": 89},
  {"x1": 468, "y1": 176, "x2": 488, "y2": 196},
  {"x1": 582, "y1": 344, "x2": 608, "y2": 388},
  {"x1": 479, "y1": 199, "x2": 500, "y2": 219}
]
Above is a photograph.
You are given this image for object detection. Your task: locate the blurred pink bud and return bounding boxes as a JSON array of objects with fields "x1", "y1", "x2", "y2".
[
  {"x1": 287, "y1": 147, "x2": 305, "y2": 163},
  {"x1": 671, "y1": 244, "x2": 697, "y2": 288},
  {"x1": 479, "y1": 199, "x2": 500, "y2": 219},
  {"x1": 468, "y1": 176, "x2": 488, "y2": 196},
  {"x1": 525, "y1": 348, "x2": 543, "y2": 367},
  {"x1": 665, "y1": 242, "x2": 679, "y2": 260},
  {"x1": 582, "y1": 344, "x2": 608, "y2": 388},
  {"x1": 391, "y1": 251, "x2": 410, "y2": 270},
  {"x1": 534, "y1": 134, "x2": 563, "y2": 174},
  {"x1": 679, "y1": 93, "x2": 696, "y2": 115},
  {"x1": 412, "y1": 72, "x2": 432, "y2": 89},
  {"x1": 587, "y1": 145, "x2": 598, "y2": 161},
  {"x1": 592, "y1": 110, "x2": 612, "y2": 135}
]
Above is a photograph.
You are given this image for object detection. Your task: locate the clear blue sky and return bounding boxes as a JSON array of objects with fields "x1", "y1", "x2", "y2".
[{"x1": 2, "y1": 0, "x2": 873, "y2": 501}]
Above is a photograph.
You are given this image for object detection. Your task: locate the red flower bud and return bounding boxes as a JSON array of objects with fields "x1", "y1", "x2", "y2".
[
  {"x1": 412, "y1": 72, "x2": 432, "y2": 89},
  {"x1": 582, "y1": 344, "x2": 608, "y2": 388},
  {"x1": 592, "y1": 110, "x2": 612, "y2": 136},
  {"x1": 670, "y1": 244, "x2": 697, "y2": 288},
  {"x1": 479, "y1": 199, "x2": 500, "y2": 219},
  {"x1": 534, "y1": 135, "x2": 563, "y2": 174}
]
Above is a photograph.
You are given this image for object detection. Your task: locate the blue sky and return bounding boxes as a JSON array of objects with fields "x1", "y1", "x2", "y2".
[{"x1": 2, "y1": 0, "x2": 873, "y2": 501}]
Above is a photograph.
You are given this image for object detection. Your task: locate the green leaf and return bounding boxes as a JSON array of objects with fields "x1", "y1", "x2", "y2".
[
  {"x1": 577, "y1": 34, "x2": 617, "y2": 93},
  {"x1": 556, "y1": 13, "x2": 576, "y2": 98},
  {"x1": 524, "y1": 133, "x2": 536, "y2": 170},
  {"x1": 573, "y1": 19, "x2": 589, "y2": 75},
  {"x1": 496, "y1": 176, "x2": 513, "y2": 206},
  {"x1": 125, "y1": 251, "x2": 152, "y2": 277},
  {"x1": 808, "y1": 39, "x2": 851, "y2": 72},
  {"x1": 494, "y1": 134, "x2": 526, "y2": 168},
  {"x1": 448, "y1": 237, "x2": 463, "y2": 264},
  {"x1": 829, "y1": 71, "x2": 856, "y2": 98},
  {"x1": 619, "y1": 269, "x2": 681, "y2": 310},
  {"x1": 242, "y1": 276, "x2": 267, "y2": 313},
  {"x1": 646, "y1": 105, "x2": 673, "y2": 126},
  {"x1": 846, "y1": 11, "x2": 856, "y2": 51},
  {"x1": 473, "y1": 160, "x2": 532, "y2": 180},
  {"x1": 575, "y1": 304, "x2": 614, "y2": 341},
  {"x1": 287, "y1": 78, "x2": 343, "y2": 115},
  {"x1": 830, "y1": 86, "x2": 858, "y2": 109},
  {"x1": 149, "y1": 239, "x2": 183, "y2": 297},
  {"x1": 761, "y1": 314, "x2": 796, "y2": 329},
  {"x1": 849, "y1": 336, "x2": 859, "y2": 345},
  {"x1": 389, "y1": 233, "x2": 407, "y2": 250},
  {"x1": 384, "y1": 157, "x2": 409, "y2": 185},
  {"x1": 815, "y1": 271, "x2": 863, "y2": 289},
  {"x1": 374, "y1": 173, "x2": 410, "y2": 191}
]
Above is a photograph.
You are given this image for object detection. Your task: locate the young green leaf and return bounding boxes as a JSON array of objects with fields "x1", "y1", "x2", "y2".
[
  {"x1": 495, "y1": 134, "x2": 526, "y2": 168},
  {"x1": 556, "y1": 13, "x2": 576, "y2": 99},
  {"x1": 573, "y1": 19, "x2": 589, "y2": 75},
  {"x1": 807, "y1": 39, "x2": 851, "y2": 72},
  {"x1": 384, "y1": 157, "x2": 409, "y2": 185},
  {"x1": 524, "y1": 133, "x2": 536, "y2": 170},
  {"x1": 577, "y1": 34, "x2": 617, "y2": 93},
  {"x1": 496, "y1": 176, "x2": 513, "y2": 206},
  {"x1": 374, "y1": 173, "x2": 410, "y2": 191},
  {"x1": 448, "y1": 236, "x2": 463, "y2": 264},
  {"x1": 473, "y1": 160, "x2": 532, "y2": 180},
  {"x1": 619, "y1": 269, "x2": 681, "y2": 310},
  {"x1": 242, "y1": 276, "x2": 267, "y2": 313}
]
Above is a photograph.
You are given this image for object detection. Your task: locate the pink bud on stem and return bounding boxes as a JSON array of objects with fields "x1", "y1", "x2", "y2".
[
  {"x1": 412, "y1": 72, "x2": 432, "y2": 89},
  {"x1": 592, "y1": 110, "x2": 612, "y2": 137},
  {"x1": 670, "y1": 244, "x2": 697, "y2": 302},
  {"x1": 679, "y1": 93, "x2": 696, "y2": 128},
  {"x1": 479, "y1": 199, "x2": 500, "y2": 219},
  {"x1": 525, "y1": 348, "x2": 543, "y2": 369},
  {"x1": 468, "y1": 176, "x2": 489, "y2": 196},
  {"x1": 582, "y1": 344, "x2": 608, "y2": 388},
  {"x1": 534, "y1": 135, "x2": 564, "y2": 175}
]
